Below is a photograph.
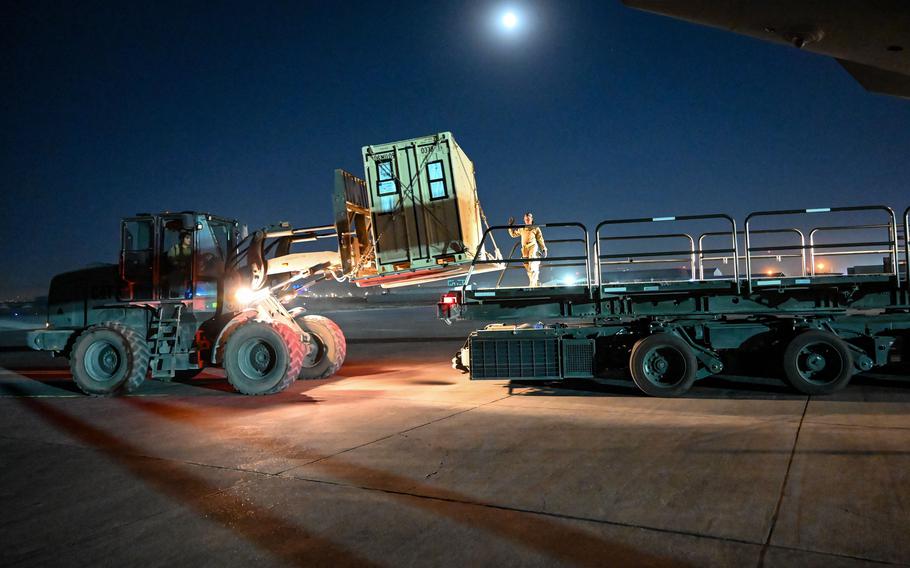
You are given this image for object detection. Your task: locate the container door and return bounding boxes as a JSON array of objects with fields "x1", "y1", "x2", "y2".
[
  {"x1": 414, "y1": 141, "x2": 464, "y2": 261},
  {"x1": 369, "y1": 153, "x2": 413, "y2": 268}
]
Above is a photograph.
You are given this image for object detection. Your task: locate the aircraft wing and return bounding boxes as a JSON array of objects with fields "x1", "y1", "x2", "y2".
[{"x1": 623, "y1": 0, "x2": 910, "y2": 99}]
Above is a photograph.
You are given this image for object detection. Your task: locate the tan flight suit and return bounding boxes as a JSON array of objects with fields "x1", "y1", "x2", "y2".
[
  {"x1": 166, "y1": 242, "x2": 193, "y2": 298},
  {"x1": 508, "y1": 225, "x2": 547, "y2": 287}
]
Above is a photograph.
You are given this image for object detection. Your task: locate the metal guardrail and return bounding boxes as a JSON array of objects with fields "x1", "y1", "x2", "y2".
[
  {"x1": 744, "y1": 206, "x2": 901, "y2": 291},
  {"x1": 598, "y1": 233, "x2": 697, "y2": 280},
  {"x1": 697, "y1": 228, "x2": 807, "y2": 279},
  {"x1": 465, "y1": 222, "x2": 591, "y2": 291},
  {"x1": 594, "y1": 214, "x2": 739, "y2": 291},
  {"x1": 905, "y1": 207, "x2": 910, "y2": 286},
  {"x1": 808, "y1": 223, "x2": 895, "y2": 276},
  {"x1": 459, "y1": 205, "x2": 910, "y2": 301}
]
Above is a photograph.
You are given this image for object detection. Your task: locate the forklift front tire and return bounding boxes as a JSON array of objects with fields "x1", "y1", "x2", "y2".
[{"x1": 223, "y1": 322, "x2": 304, "y2": 395}]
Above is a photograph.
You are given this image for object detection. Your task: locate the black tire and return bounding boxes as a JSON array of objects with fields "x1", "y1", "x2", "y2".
[
  {"x1": 629, "y1": 333, "x2": 698, "y2": 397},
  {"x1": 223, "y1": 321, "x2": 304, "y2": 395},
  {"x1": 70, "y1": 323, "x2": 150, "y2": 396},
  {"x1": 295, "y1": 315, "x2": 346, "y2": 380},
  {"x1": 783, "y1": 330, "x2": 854, "y2": 395}
]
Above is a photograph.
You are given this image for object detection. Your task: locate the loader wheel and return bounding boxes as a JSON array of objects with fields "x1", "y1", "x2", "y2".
[
  {"x1": 295, "y1": 315, "x2": 346, "y2": 379},
  {"x1": 223, "y1": 322, "x2": 304, "y2": 395},
  {"x1": 70, "y1": 323, "x2": 150, "y2": 396},
  {"x1": 629, "y1": 333, "x2": 698, "y2": 397},
  {"x1": 783, "y1": 330, "x2": 854, "y2": 395}
]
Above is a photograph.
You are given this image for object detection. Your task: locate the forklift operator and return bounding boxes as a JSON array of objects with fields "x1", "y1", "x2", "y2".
[
  {"x1": 165, "y1": 231, "x2": 193, "y2": 297},
  {"x1": 508, "y1": 212, "x2": 547, "y2": 287}
]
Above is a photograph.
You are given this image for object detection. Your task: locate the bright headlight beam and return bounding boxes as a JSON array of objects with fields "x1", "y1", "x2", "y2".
[{"x1": 235, "y1": 287, "x2": 255, "y2": 305}]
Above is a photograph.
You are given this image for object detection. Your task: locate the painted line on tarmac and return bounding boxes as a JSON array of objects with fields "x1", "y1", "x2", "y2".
[{"x1": 758, "y1": 396, "x2": 810, "y2": 567}]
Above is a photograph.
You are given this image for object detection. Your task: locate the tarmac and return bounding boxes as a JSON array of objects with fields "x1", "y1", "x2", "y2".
[{"x1": 1, "y1": 306, "x2": 909, "y2": 567}]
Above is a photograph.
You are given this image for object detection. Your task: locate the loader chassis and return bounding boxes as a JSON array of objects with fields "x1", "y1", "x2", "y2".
[{"x1": 442, "y1": 205, "x2": 910, "y2": 396}]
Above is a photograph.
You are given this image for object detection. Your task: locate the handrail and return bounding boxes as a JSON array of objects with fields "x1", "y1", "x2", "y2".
[
  {"x1": 457, "y1": 205, "x2": 909, "y2": 300},
  {"x1": 808, "y1": 223, "x2": 895, "y2": 276},
  {"x1": 594, "y1": 214, "x2": 738, "y2": 291},
  {"x1": 598, "y1": 233, "x2": 696, "y2": 280},
  {"x1": 744, "y1": 205, "x2": 900, "y2": 292},
  {"x1": 464, "y1": 222, "x2": 590, "y2": 293},
  {"x1": 495, "y1": 241, "x2": 522, "y2": 288},
  {"x1": 697, "y1": 228, "x2": 806, "y2": 279},
  {"x1": 905, "y1": 207, "x2": 910, "y2": 286}
]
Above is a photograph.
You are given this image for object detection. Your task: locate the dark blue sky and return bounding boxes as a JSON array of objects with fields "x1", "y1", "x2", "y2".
[{"x1": 3, "y1": 1, "x2": 909, "y2": 298}]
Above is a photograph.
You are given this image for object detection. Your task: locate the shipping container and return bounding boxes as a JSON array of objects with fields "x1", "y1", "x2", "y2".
[{"x1": 333, "y1": 132, "x2": 499, "y2": 287}]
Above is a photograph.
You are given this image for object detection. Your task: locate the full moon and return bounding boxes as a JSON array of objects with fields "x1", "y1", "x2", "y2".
[{"x1": 502, "y1": 11, "x2": 518, "y2": 29}]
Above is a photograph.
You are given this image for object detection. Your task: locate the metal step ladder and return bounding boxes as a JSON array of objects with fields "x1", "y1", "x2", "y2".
[{"x1": 149, "y1": 302, "x2": 184, "y2": 379}]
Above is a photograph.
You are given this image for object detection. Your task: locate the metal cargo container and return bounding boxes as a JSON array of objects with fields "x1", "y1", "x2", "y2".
[{"x1": 333, "y1": 132, "x2": 499, "y2": 287}]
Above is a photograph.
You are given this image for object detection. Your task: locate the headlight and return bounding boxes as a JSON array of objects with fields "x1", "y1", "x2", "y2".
[{"x1": 234, "y1": 286, "x2": 269, "y2": 306}]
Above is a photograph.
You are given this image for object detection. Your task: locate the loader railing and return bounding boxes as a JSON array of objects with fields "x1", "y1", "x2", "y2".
[
  {"x1": 809, "y1": 223, "x2": 896, "y2": 276},
  {"x1": 697, "y1": 228, "x2": 807, "y2": 280},
  {"x1": 464, "y1": 222, "x2": 591, "y2": 291},
  {"x1": 594, "y1": 213, "x2": 739, "y2": 291},
  {"x1": 744, "y1": 205, "x2": 901, "y2": 291},
  {"x1": 905, "y1": 206, "x2": 910, "y2": 286}
]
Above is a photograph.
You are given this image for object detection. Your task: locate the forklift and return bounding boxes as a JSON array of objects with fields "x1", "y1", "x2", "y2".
[{"x1": 27, "y1": 211, "x2": 345, "y2": 396}]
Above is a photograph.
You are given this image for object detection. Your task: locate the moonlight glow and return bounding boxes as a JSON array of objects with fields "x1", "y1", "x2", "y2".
[{"x1": 502, "y1": 11, "x2": 518, "y2": 29}]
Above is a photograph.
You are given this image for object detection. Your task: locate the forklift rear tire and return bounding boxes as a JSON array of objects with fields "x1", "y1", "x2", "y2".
[
  {"x1": 629, "y1": 333, "x2": 698, "y2": 397},
  {"x1": 223, "y1": 322, "x2": 304, "y2": 395},
  {"x1": 783, "y1": 330, "x2": 854, "y2": 395},
  {"x1": 295, "y1": 315, "x2": 346, "y2": 380},
  {"x1": 70, "y1": 323, "x2": 150, "y2": 396}
]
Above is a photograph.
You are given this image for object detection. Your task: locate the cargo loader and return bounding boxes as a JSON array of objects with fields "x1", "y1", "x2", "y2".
[{"x1": 439, "y1": 206, "x2": 910, "y2": 396}]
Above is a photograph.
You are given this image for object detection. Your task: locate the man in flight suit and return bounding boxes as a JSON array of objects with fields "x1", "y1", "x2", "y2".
[
  {"x1": 508, "y1": 212, "x2": 547, "y2": 287},
  {"x1": 166, "y1": 231, "x2": 193, "y2": 298}
]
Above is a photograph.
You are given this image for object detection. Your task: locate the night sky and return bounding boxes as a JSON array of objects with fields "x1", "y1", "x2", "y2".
[{"x1": 3, "y1": 1, "x2": 909, "y2": 298}]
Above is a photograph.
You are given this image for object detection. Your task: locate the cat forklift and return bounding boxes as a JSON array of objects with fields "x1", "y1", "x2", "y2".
[{"x1": 27, "y1": 211, "x2": 345, "y2": 396}]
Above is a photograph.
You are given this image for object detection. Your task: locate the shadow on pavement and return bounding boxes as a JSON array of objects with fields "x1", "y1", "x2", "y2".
[
  {"x1": 120, "y1": 396, "x2": 685, "y2": 567},
  {"x1": 4, "y1": 382, "x2": 377, "y2": 567}
]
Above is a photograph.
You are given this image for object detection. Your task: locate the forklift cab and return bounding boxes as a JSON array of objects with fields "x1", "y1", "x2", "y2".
[{"x1": 119, "y1": 212, "x2": 240, "y2": 305}]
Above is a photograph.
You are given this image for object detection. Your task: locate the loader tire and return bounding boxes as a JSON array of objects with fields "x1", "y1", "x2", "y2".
[
  {"x1": 223, "y1": 321, "x2": 304, "y2": 395},
  {"x1": 782, "y1": 330, "x2": 854, "y2": 395},
  {"x1": 70, "y1": 322, "x2": 150, "y2": 396},
  {"x1": 295, "y1": 315, "x2": 346, "y2": 380},
  {"x1": 629, "y1": 333, "x2": 697, "y2": 397}
]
